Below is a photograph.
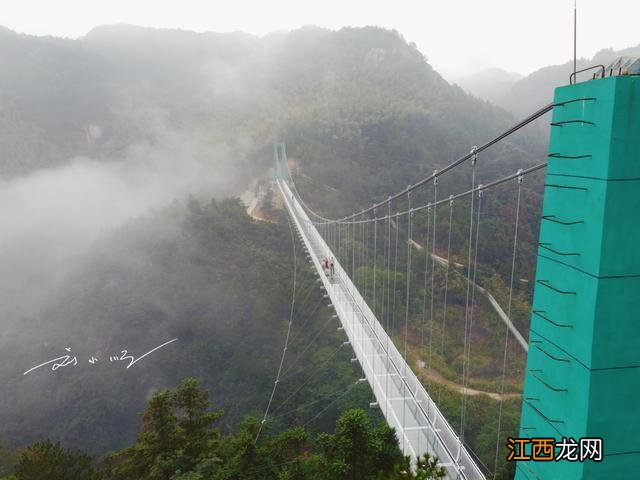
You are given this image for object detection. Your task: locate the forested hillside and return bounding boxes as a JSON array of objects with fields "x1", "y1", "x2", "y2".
[
  {"x1": 1, "y1": 379, "x2": 450, "y2": 480},
  {"x1": 0, "y1": 24, "x2": 547, "y2": 179},
  {"x1": 2, "y1": 198, "x2": 358, "y2": 451}
]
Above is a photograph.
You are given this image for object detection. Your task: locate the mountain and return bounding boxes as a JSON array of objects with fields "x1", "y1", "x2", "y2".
[
  {"x1": 453, "y1": 68, "x2": 523, "y2": 105},
  {"x1": 461, "y1": 44, "x2": 640, "y2": 117},
  {"x1": 0, "y1": 24, "x2": 546, "y2": 477},
  {"x1": 0, "y1": 24, "x2": 267, "y2": 180},
  {"x1": 498, "y1": 58, "x2": 592, "y2": 117},
  {"x1": 0, "y1": 24, "x2": 548, "y2": 178}
]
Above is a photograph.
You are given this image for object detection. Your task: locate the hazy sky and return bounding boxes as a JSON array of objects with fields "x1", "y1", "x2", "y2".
[{"x1": 3, "y1": 0, "x2": 639, "y2": 78}]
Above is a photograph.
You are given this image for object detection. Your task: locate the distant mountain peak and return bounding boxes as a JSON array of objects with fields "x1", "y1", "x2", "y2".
[
  {"x1": 456, "y1": 43, "x2": 640, "y2": 115},
  {"x1": 452, "y1": 67, "x2": 523, "y2": 105}
]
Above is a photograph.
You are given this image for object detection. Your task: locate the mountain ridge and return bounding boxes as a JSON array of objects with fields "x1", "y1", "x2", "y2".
[{"x1": 456, "y1": 43, "x2": 640, "y2": 116}]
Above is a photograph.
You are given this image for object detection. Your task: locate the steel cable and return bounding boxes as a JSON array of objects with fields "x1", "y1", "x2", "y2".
[{"x1": 493, "y1": 172, "x2": 523, "y2": 474}]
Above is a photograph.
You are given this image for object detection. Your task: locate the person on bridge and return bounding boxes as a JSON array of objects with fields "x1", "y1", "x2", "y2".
[
  {"x1": 330, "y1": 257, "x2": 335, "y2": 277},
  {"x1": 321, "y1": 258, "x2": 328, "y2": 276}
]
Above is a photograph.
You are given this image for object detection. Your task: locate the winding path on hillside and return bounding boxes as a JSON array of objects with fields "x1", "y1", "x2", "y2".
[
  {"x1": 391, "y1": 218, "x2": 528, "y2": 352},
  {"x1": 415, "y1": 358, "x2": 521, "y2": 401}
]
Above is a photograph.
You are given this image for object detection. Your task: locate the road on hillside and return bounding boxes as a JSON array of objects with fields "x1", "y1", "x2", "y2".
[{"x1": 391, "y1": 219, "x2": 528, "y2": 352}]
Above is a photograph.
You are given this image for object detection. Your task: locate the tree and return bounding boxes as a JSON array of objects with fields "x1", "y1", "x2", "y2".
[
  {"x1": 414, "y1": 453, "x2": 446, "y2": 480},
  {"x1": 381, "y1": 453, "x2": 446, "y2": 480},
  {"x1": 15, "y1": 441, "x2": 94, "y2": 480},
  {"x1": 173, "y1": 378, "x2": 222, "y2": 470},
  {"x1": 316, "y1": 409, "x2": 404, "y2": 480},
  {"x1": 271, "y1": 427, "x2": 311, "y2": 480},
  {"x1": 97, "y1": 378, "x2": 222, "y2": 480}
]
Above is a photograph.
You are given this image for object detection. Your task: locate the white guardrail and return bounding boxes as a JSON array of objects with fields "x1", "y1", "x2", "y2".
[{"x1": 277, "y1": 178, "x2": 486, "y2": 480}]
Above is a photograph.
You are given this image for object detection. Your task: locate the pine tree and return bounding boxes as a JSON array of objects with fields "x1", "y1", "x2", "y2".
[{"x1": 15, "y1": 441, "x2": 94, "y2": 480}]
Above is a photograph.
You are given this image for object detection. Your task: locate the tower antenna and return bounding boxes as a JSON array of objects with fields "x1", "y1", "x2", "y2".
[{"x1": 573, "y1": 0, "x2": 577, "y2": 78}]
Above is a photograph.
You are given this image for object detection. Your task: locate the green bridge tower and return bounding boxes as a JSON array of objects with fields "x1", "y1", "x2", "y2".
[{"x1": 515, "y1": 74, "x2": 640, "y2": 479}]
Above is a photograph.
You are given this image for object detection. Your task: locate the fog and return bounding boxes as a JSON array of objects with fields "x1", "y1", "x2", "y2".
[
  {"x1": 0, "y1": 93, "x2": 270, "y2": 451},
  {"x1": 0, "y1": 25, "x2": 271, "y2": 336},
  {"x1": 0, "y1": 23, "x2": 300, "y2": 453},
  {"x1": 0, "y1": 121, "x2": 255, "y2": 325},
  {"x1": 0, "y1": 21, "x2": 538, "y2": 456}
]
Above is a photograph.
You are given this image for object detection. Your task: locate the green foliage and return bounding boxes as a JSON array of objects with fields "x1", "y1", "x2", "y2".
[
  {"x1": 173, "y1": 378, "x2": 223, "y2": 467},
  {"x1": 91, "y1": 379, "x2": 444, "y2": 480},
  {"x1": 14, "y1": 441, "x2": 94, "y2": 480},
  {"x1": 377, "y1": 453, "x2": 446, "y2": 480},
  {"x1": 0, "y1": 379, "x2": 455, "y2": 480},
  {"x1": 96, "y1": 378, "x2": 222, "y2": 480},
  {"x1": 314, "y1": 408, "x2": 403, "y2": 480},
  {"x1": 414, "y1": 453, "x2": 447, "y2": 479}
]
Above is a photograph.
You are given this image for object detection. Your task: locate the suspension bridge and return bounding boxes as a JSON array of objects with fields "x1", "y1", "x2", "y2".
[{"x1": 260, "y1": 71, "x2": 640, "y2": 479}]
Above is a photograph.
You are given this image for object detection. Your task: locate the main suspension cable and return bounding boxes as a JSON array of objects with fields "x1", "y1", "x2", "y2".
[
  {"x1": 283, "y1": 103, "x2": 553, "y2": 224},
  {"x1": 299, "y1": 162, "x2": 546, "y2": 226}
]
